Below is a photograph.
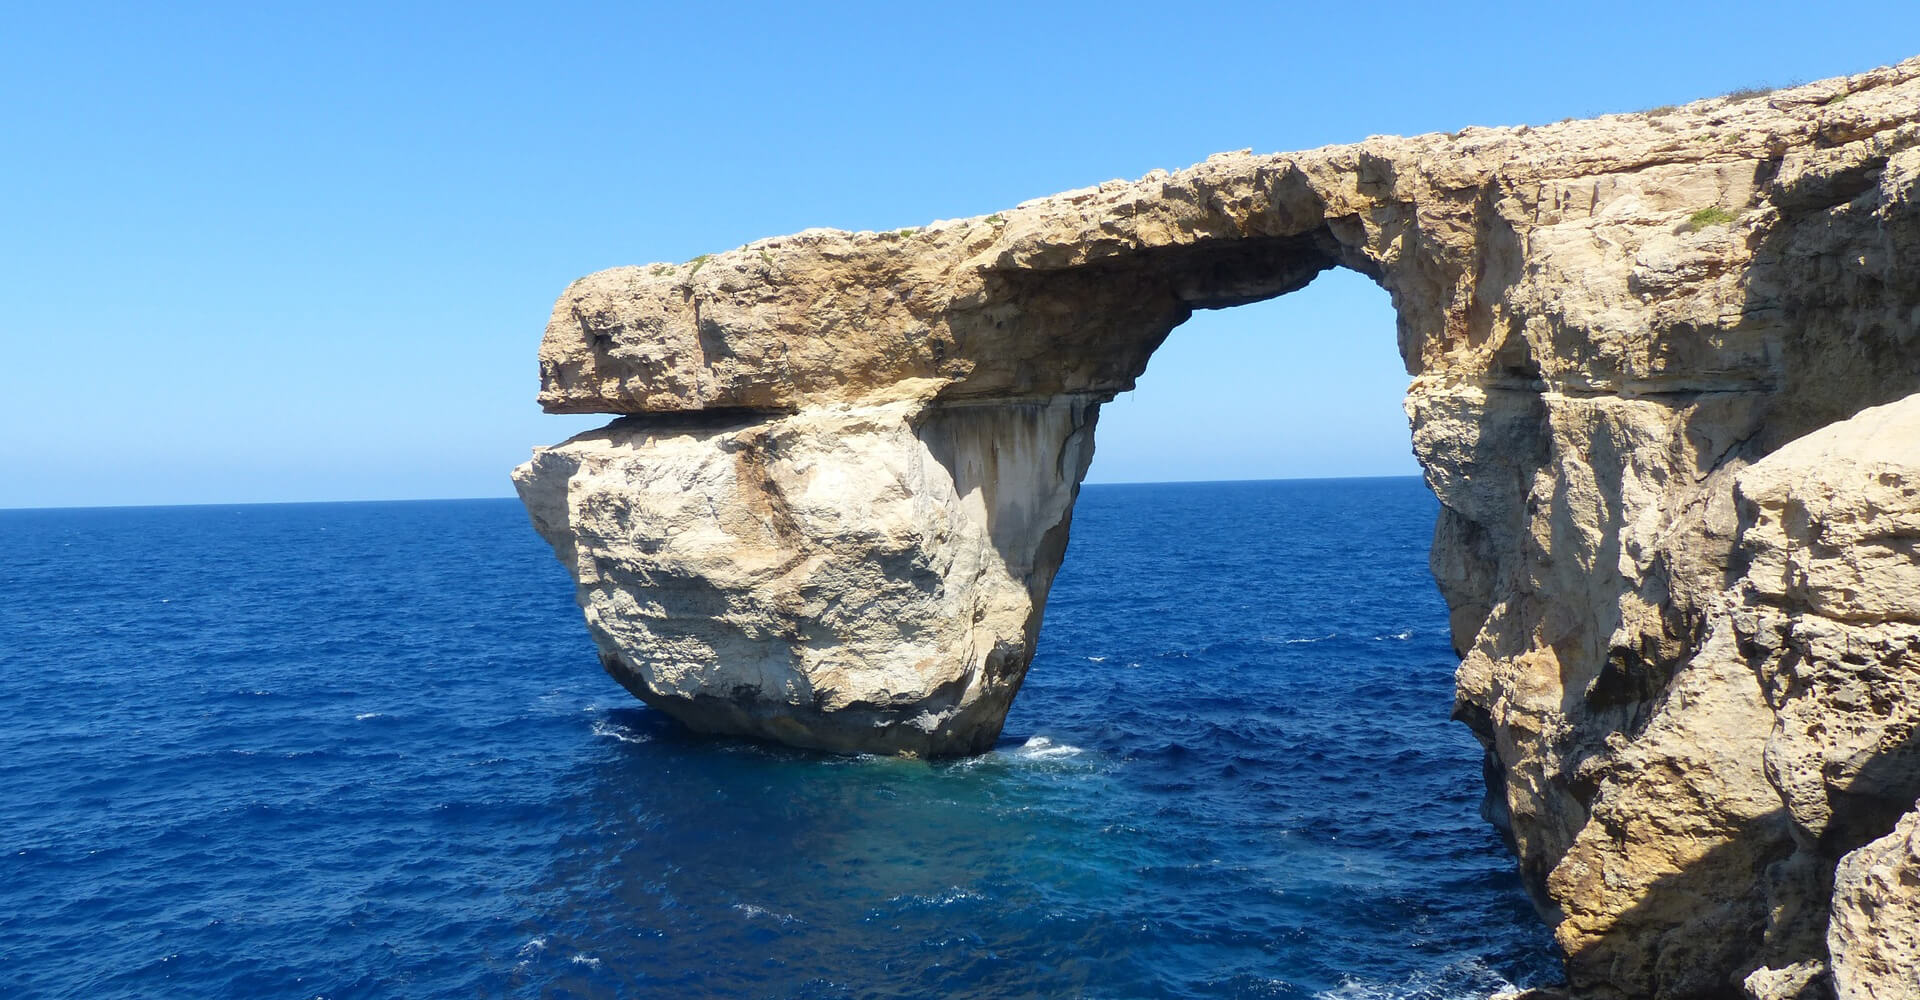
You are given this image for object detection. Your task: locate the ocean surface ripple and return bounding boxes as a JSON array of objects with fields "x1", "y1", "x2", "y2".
[{"x1": 0, "y1": 478, "x2": 1561, "y2": 998}]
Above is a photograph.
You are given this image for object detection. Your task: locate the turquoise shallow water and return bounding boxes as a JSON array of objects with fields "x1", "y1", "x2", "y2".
[{"x1": 0, "y1": 478, "x2": 1560, "y2": 998}]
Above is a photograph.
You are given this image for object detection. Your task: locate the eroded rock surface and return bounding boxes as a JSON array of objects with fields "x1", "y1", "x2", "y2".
[
  {"x1": 516, "y1": 56, "x2": 1920, "y2": 999},
  {"x1": 1830, "y1": 801, "x2": 1920, "y2": 999},
  {"x1": 517, "y1": 398, "x2": 1094, "y2": 755},
  {"x1": 1730, "y1": 395, "x2": 1920, "y2": 1000}
]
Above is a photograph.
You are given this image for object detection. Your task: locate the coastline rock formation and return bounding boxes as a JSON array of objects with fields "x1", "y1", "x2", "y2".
[
  {"x1": 516, "y1": 398, "x2": 1094, "y2": 755},
  {"x1": 516, "y1": 57, "x2": 1920, "y2": 998}
]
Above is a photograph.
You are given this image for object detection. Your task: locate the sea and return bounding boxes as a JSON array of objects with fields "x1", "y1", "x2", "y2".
[{"x1": 0, "y1": 477, "x2": 1563, "y2": 999}]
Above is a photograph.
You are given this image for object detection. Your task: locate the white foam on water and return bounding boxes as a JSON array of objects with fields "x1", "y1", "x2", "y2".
[
  {"x1": 1286, "y1": 633, "x2": 1338, "y2": 644},
  {"x1": 569, "y1": 954, "x2": 601, "y2": 968},
  {"x1": 516, "y1": 937, "x2": 547, "y2": 956},
  {"x1": 591, "y1": 720, "x2": 650, "y2": 744},
  {"x1": 354, "y1": 712, "x2": 384, "y2": 721},
  {"x1": 1312, "y1": 959, "x2": 1522, "y2": 1000},
  {"x1": 893, "y1": 886, "x2": 986, "y2": 907},
  {"x1": 1372, "y1": 629, "x2": 1415, "y2": 641},
  {"x1": 1017, "y1": 736, "x2": 1084, "y2": 760},
  {"x1": 731, "y1": 903, "x2": 800, "y2": 925},
  {"x1": 1087, "y1": 655, "x2": 1108, "y2": 662}
]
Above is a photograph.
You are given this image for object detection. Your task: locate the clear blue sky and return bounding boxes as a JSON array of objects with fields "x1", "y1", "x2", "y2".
[{"x1": 5, "y1": 3, "x2": 1916, "y2": 507}]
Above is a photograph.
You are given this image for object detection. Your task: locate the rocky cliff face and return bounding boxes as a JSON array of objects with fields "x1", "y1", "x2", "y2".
[{"x1": 515, "y1": 57, "x2": 1920, "y2": 999}]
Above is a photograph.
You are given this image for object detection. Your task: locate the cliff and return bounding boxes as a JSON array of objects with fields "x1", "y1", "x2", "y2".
[{"x1": 515, "y1": 57, "x2": 1920, "y2": 999}]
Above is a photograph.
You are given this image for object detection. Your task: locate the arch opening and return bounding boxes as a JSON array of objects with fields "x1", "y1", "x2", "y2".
[
  {"x1": 1000, "y1": 267, "x2": 1562, "y2": 990},
  {"x1": 1087, "y1": 267, "x2": 1414, "y2": 485}
]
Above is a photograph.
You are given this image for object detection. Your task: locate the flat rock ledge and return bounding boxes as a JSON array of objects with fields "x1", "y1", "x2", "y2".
[{"x1": 517, "y1": 56, "x2": 1920, "y2": 999}]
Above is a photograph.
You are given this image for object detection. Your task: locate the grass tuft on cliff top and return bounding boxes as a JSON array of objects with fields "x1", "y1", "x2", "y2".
[{"x1": 1687, "y1": 206, "x2": 1738, "y2": 228}]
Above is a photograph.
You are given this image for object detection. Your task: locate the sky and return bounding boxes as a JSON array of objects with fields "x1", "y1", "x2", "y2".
[{"x1": 4, "y1": 2, "x2": 1917, "y2": 507}]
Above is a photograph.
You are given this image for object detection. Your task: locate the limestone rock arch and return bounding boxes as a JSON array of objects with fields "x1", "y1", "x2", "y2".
[{"x1": 516, "y1": 58, "x2": 1920, "y2": 999}]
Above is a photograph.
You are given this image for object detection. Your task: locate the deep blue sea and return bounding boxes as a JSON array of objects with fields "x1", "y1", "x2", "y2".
[{"x1": 1, "y1": 478, "x2": 1560, "y2": 999}]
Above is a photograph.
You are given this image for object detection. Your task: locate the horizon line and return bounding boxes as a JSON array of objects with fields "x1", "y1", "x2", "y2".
[{"x1": 0, "y1": 473, "x2": 1427, "y2": 514}]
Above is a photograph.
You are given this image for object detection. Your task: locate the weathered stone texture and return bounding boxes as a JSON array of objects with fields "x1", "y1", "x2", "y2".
[
  {"x1": 1830, "y1": 802, "x2": 1920, "y2": 999},
  {"x1": 516, "y1": 397, "x2": 1095, "y2": 755},
  {"x1": 517, "y1": 56, "x2": 1920, "y2": 999}
]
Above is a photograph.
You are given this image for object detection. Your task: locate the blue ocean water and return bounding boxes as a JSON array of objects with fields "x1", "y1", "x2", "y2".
[{"x1": 0, "y1": 478, "x2": 1561, "y2": 999}]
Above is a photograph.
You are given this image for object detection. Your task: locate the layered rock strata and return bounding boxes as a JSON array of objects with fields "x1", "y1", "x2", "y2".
[{"x1": 516, "y1": 57, "x2": 1920, "y2": 998}]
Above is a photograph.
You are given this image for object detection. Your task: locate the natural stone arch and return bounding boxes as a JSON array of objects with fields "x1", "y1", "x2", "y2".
[
  {"x1": 517, "y1": 58, "x2": 1920, "y2": 1000},
  {"x1": 519, "y1": 207, "x2": 1408, "y2": 759}
]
